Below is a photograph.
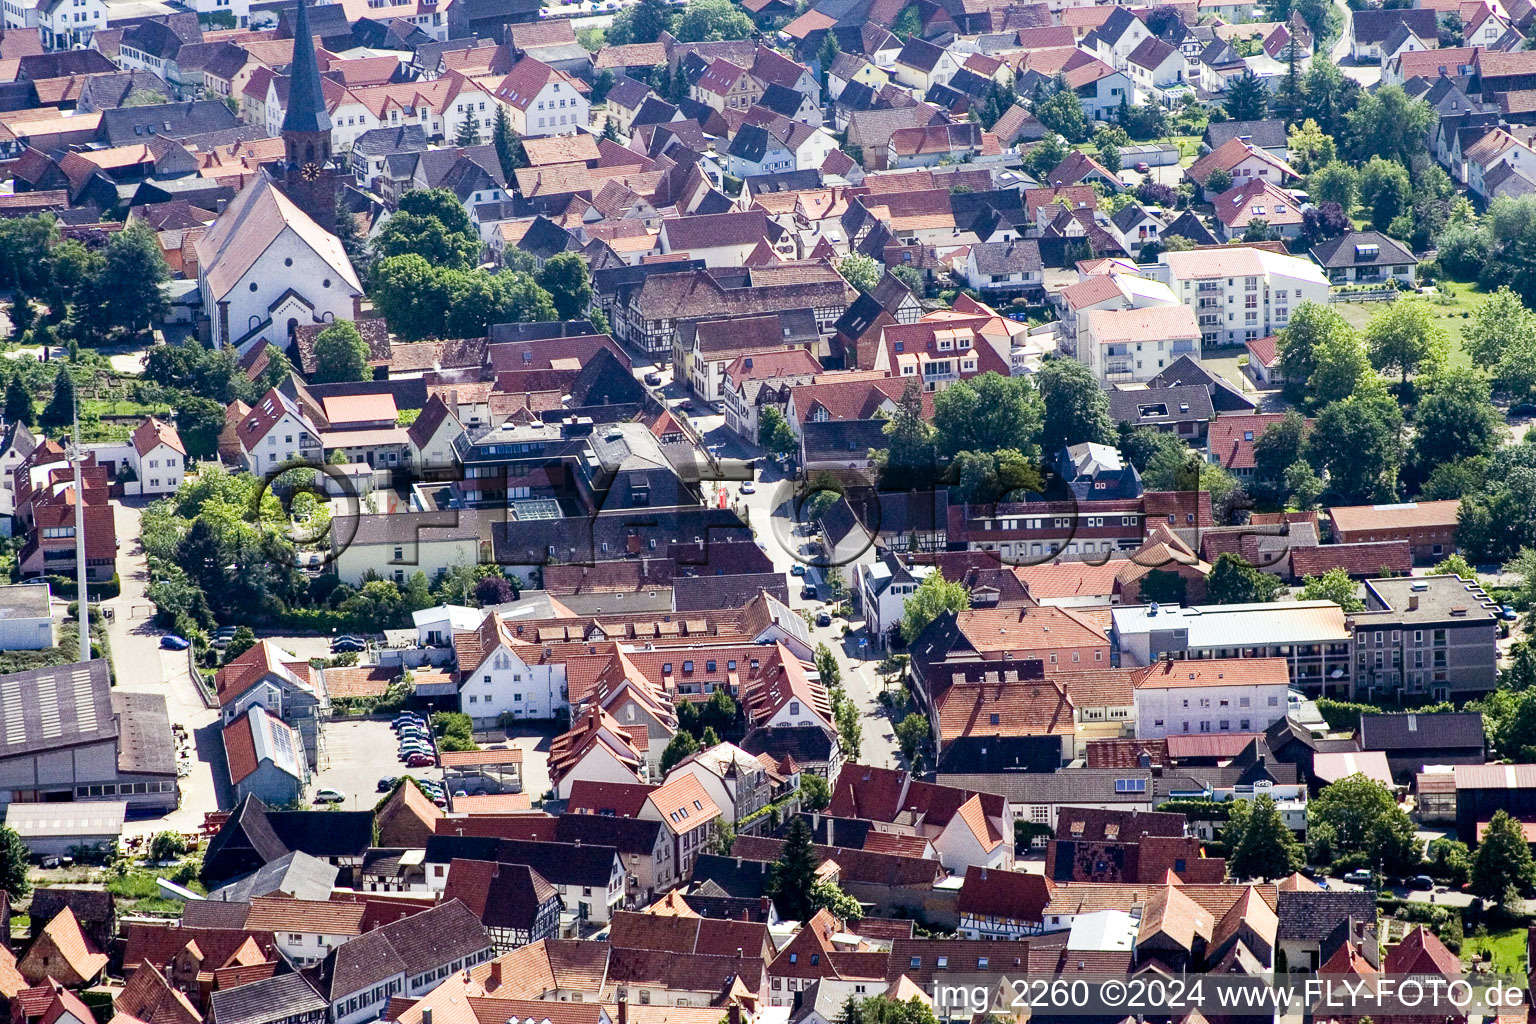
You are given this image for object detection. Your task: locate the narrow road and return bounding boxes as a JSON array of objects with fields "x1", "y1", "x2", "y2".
[{"x1": 104, "y1": 500, "x2": 227, "y2": 836}]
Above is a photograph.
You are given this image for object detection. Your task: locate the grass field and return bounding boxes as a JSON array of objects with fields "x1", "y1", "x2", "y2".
[
  {"x1": 1464, "y1": 925, "x2": 1528, "y2": 977},
  {"x1": 1331, "y1": 273, "x2": 1490, "y2": 369}
]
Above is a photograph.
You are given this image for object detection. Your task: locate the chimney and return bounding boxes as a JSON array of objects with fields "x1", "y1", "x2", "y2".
[
  {"x1": 488, "y1": 962, "x2": 503, "y2": 990},
  {"x1": 424, "y1": 1010, "x2": 434, "y2": 1024},
  {"x1": 1409, "y1": 595, "x2": 1419, "y2": 611},
  {"x1": 619, "y1": 1002, "x2": 629, "y2": 1024}
]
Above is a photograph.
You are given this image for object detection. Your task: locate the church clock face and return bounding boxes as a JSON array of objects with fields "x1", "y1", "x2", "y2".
[{"x1": 300, "y1": 162, "x2": 322, "y2": 181}]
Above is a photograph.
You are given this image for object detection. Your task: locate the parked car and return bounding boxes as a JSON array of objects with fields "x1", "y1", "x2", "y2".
[
  {"x1": 314, "y1": 788, "x2": 346, "y2": 804},
  {"x1": 802, "y1": 584, "x2": 816, "y2": 599},
  {"x1": 406, "y1": 753, "x2": 435, "y2": 767},
  {"x1": 1134, "y1": 161, "x2": 1149, "y2": 173},
  {"x1": 160, "y1": 634, "x2": 190, "y2": 650},
  {"x1": 331, "y1": 636, "x2": 367, "y2": 653},
  {"x1": 392, "y1": 714, "x2": 423, "y2": 730},
  {"x1": 1406, "y1": 875, "x2": 1435, "y2": 890},
  {"x1": 791, "y1": 564, "x2": 806, "y2": 577},
  {"x1": 740, "y1": 482, "x2": 756, "y2": 494},
  {"x1": 816, "y1": 611, "x2": 832, "y2": 627},
  {"x1": 1502, "y1": 605, "x2": 1519, "y2": 621},
  {"x1": 644, "y1": 372, "x2": 662, "y2": 386},
  {"x1": 376, "y1": 777, "x2": 397, "y2": 792},
  {"x1": 399, "y1": 743, "x2": 432, "y2": 759},
  {"x1": 1344, "y1": 868, "x2": 1374, "y2": 884}
]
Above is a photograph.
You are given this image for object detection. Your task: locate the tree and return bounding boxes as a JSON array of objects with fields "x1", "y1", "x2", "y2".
[
  {"x1": 475, "y1": 575, "x2": 515, "y2": 605},
  {"x1": 759, "y1": 406, "x2": 798, "y2": 460},
  {"x1": 537, "y1": 251, "x2": 592, "y2": 320},
  {"x1": 591, "y1": 69, "x2": 615, "y2": 105},
  {"x1": 1411, "y1": 365, "x2": 1502, "y2": 477},
  {"x1": 1426, "y1": 837, "x2": 1471, "y2": 885},
  {"x1": 1358, "y1": 156, "x2": 1413, "y2": 233},
  {"x1": 815, "y1": 642, "x2": 842, "y2": 690},
  {"x1": 895, "y1": 711, "x2": 929, "y2": 769},
  {"x1": 1037, "y1": 358, "x2": 1113, "y2": 453},
  {"x1": 1203, "y1": 166, "x2": 1233, "y2": 196},
  {"x1": 1223, "y1": 72, "x2": 1268, "y2": 121},
  {"x1": 1298, "y1": 568, "x2": 1364, "y2": 611},
  {"x1": 373, "y1": 188, "x2": 482, "y2": 270},
  {"x1": 1139, "y1": 570, "x2": 1187, "y2": 605},
  {"x1": 1306, "y1": 320, "x2": 1376, "y2": 408},
  {"x1": 1432, "y1": 553, "x2": 1478, "y2": 581},
  {"x1": 492, "y1": 106, "x2": 524, "y2": 181},
  {"x1": 1302, "y1": 201, "x2": 1350, "y2": 243},
  {"x1": 1346, "y1": 85, "x2": 1434, "y2": 165},
  {"x1": 1307, "y1": 391, "x2": 1403, "y2": 503},
  {"x1": 932, "y1": 372, "x2": 1042, "y2": 460},
  {"x1": 224, "y1": 625, "x2": 257, "y2": 660},
  {"x1": 801, "y1": 772, "x2": 830, "y2": 810},
  {"x1": 40, "y1": 363, "x2": 75, "y2": 431},
  {"x1": 454, "y1": 108, "x2": 482, "y2": 146},
  {"x1": 1469, "y1": 810, "x2": 1536, "y2": 900},
  {"x1": 1307, "y1": 162, "x2": 1359, "y2": 213},
  {"x1": 1287, "y1": 118, "x2": 1337, "y2": 173},
  {"x1": 1206, "y1": 553, "x2": 1286, "y2": 604},
  {"x1": 817, "y1": 32, "x2": 840, "y2": 98},
  {"x1": 659, "y1": 729, "x2": 700, "y2": 773},
  {"x1": 4, "y1": 373, "x2": 33, "y2": 426},
  {"x1": 672, "y1": 0, "x2": 752, "y2": 40},
  {"x1": 1252, "y1": 411, "x2": 1308, "y2": 495},
  {"x1": 837, "y1": 252, "x2": 881, "y2": 293},
  {"x1": 874, "y1": 380, "x2": 937, "y2": 489},
  {"x1": 1142, "y1": 448, "x2": 1242, "y2": 519},
  {"x1": 1285, "y1": 460, "x2": 1325, "y2": 510},
  {"x1": 1025, "y1": 133, "x2": 1069, "y2": 178},
  {"x1": 1136, "y1": 181, "x2": 1180, "y2": 208},
  {"x1": 1093, "y1": 125, "x2": 1128, "y2": 173},
  {"x1": 1118, "y1": 423, "x2": 1192, "y2": 473},
  {"x1": 812, "y1": 877, "x2": 862, "y2": 919},
  {"x1": 952, "y1": 448, "x2": 1044, "y2": 504},
  {"x1": 766, "y1": 816, "x2": 820, "y2": 920},
  {"x1": 1243, "y1": 217, "x2": 1276, "y2": 242},
  {"x1": 1034, "y1": 87, "x2": 1087, "y2": 142},
  {"x1": 1364, "y1": 296, "x2": 1446, "y2": 395},
  {"x1": 900, "y1": 572, "x2": 970, "y2": 642},
  {"x1": 0, "y1": 825, "x2": 29, "y2": 897},
  {"x1": 1228, "y1": 794, "x2": 1304, "y2": 880},
  {"x1": 606, "y1": 0, "x2": 672, "y2": 43},
  {"x1": 89, "y1": 224, "x2": 169, "y2": 339},
  {"x1": 1307, "y1": 772, "x2": 1421, "y2": 874},
  {"x1": 312, "y1": 320, "x2": 370, "y2": 383},
  {"x1": 1463, "y1": 286, "x2": 1535, "y2": 371},
  {"x1": 602, "y1": 116, "x2": 620, "y2": 142}
]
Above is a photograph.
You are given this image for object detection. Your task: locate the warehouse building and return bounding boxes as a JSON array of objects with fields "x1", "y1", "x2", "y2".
[{"x1": 0, "y1": 660, "x2": 177, "y2": 811}]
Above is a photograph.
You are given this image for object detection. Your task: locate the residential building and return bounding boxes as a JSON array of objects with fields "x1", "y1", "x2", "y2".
[
  {"x1": 1327, "y1": 499, "x2": 1461, "y2": 562},
  {"x1": 1080, "y1": 304, "x2": 1202, "y2": 384},
  {"x1": 1309, "y1": 231, "x2": 1417, "y2": 285},
  {"x1": 1348, "y1": 575, "x2": 1500, "y2": 701},
  {"x1": 1357, "y1": 711, "x2": 1486, "y2": 779},
  {"x1": 1153, "y1": 246, "x2": 1330, "y2": 347},
  {"x1": 1132, "y1": 658, "x2": 1291, "y2": 739},
  {"x1": 492, "y1": 57, "x2": 589, "y2": 137}
]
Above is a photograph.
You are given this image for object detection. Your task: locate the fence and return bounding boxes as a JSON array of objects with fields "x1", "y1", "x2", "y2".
[{"x1": 1333, "y1": 287, "x2": 1399, "y2": 303}]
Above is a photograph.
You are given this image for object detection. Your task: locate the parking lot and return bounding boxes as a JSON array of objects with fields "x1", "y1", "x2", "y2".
[{"x1": 311, "y1": 719, "x2": 441, "y2": 812}]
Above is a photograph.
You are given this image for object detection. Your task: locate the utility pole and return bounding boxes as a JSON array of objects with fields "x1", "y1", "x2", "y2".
[{"x1": 66, "y1": 398, "x2": 89, "y2": 664}]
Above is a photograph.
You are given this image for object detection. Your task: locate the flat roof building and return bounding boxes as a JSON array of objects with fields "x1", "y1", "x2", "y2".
[{"x1": 0, "y1": 582, "x2": 54, "y2": 650}]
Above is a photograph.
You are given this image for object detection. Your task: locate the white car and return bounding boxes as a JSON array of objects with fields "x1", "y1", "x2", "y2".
[
  {"x1": 314, "y1": 788, "x2": 346, "y2": 804},
  {"x1": 740, "y1": 482, "x2": 756, "y2": 494}
]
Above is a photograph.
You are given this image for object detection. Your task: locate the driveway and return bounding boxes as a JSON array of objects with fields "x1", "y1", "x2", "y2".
[
  {"x1": 1329, "y1": 0, "x2": 1383, "y2": 87},
  {"x1": 105, "y1": 500, "x2": 226, "y2": 835}
]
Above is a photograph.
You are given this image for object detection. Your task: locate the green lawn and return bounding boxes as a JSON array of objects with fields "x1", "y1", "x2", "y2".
[
  {"x1": 81, "y1": 397, "x2": 172, "y2": 419},
  {"x1": 1331, "y1": 273, "x2": 1490, "y2": 369},
  {"x1": 1464, "y1": 925, "x2": 1528, "y2": 978}
]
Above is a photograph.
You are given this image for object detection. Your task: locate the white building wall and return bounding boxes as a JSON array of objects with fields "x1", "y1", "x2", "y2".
[{"x1": 1133, "y1": 681, "x2": 1289, "y2": 738}]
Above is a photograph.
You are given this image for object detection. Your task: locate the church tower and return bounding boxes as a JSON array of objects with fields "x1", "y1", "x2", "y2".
[{"x1": 279, "y1": 0, "x2": 337, "y2": 233}]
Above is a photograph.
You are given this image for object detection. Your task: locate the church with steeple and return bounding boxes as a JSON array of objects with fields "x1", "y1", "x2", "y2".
[{"x1": 193, "y1": 0, "x2": 361, "y2": 353}]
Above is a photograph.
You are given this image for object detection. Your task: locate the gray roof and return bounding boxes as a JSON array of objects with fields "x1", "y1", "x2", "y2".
[
  {"x1": 208, "y1": 851, "x2": 338, "y2": 903},
  {"x1": 0, "y1": 660, "x2": 115, "y2": 761},
  {"x1": 0, "y1": 581, "x2": 50, "y2": 619},
  {"x1": 935, "y1": 769, "x2": 1152, "y2": 804},
  {"x1": 1350, "y1": 7, "x2": 1436, "y2": 45},
  {"x1": 969, "y1": 238, "x2": 1042, "y2": 276},
  {"x1": 1275, "y1": 890, "x2": 1377, "y2": 941},
  {"x1": 282, "y1": 0, "x2": 333, "y2": 136},
  {"x1": 352, "y1": 124, "x2": 428, "y2": 157},
  {"x1": 1203, "y1": 118, "x2": 1286, "y2": 151},
  {"x1": 99, "y1": 100, "x2": 238, "y2": 146},
  {"x1": 1358, "y1": 711, "x2": 1486, "y2": 752},
  {"x1": 1107, "y1": 384, "x2": 1215, "y2": 426},
  {"x1": 112, "y1": 690, "x2": 177, "y2": 776},
  {"x1": 210, "y1": 973, "x2": 326, "y2": 1024},
  {"x1": 373, "y1": 898, "x2": 491, "y2": 973},
  {"x1": 1358, "y1": 574, "x2": 1498, "y2": 625},
  {"x1": 1309, "y1": 230, "x2": 1415, "y2": 269}
]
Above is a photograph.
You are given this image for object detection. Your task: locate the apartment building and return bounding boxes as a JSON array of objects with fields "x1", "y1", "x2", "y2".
[
  {"x1": 1348, "y1": 575, "x2": 1500, "y2": 702},
  {"x1": 1111, "y1": 600, "x2": 1353, "y2": 696},
  {"x1": 1080, "y1": 304, "x2": 1202, "y2": 384},
  {"x1": 1153, "y1": 247, "x2": 1330, "y2": 347},
  {"x1": 1132, "y1": 658, "x2": 1291, "y2": 739}
]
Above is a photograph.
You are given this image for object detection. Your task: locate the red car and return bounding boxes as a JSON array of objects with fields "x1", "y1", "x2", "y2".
[{"x1": 406, "y1": 752, "x2": 435, "y2": 767}]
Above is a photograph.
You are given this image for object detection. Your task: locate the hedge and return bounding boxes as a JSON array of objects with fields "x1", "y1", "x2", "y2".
[{"x1": 44, "y1": 573, "x2": 120, "y2": 600}]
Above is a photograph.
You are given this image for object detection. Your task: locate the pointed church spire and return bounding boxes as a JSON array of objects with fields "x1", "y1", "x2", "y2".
[{"x1": 282, "y1": 0, "x2": 331, "y2": 136}]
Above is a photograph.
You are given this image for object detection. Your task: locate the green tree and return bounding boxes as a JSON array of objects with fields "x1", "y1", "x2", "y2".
[
  {"x1": 660, "y1": 729, "x2": 700, "y2": 773},
  {"x1": 148, "y1": 830, "x2": 188, "y2": 861},
  {"x1": 873, "y1": 380, "x2": 937, "y2": 489},
  {"x1": 0, "y1": 215, "x2": 59, "y2": 295},
  {"x1": 1346, "y1": 85, "x2": 1434, "y2": 165},
  {"x1": 815, "y1": 642, "x2": 842, "y2": 690},
  {"x1": 1411, "y1": 365, "x2": 1502, "y2": 476},
  {"x1": 1358, "y1": 156, "x2": 1413, "y2": 232},
  {"x1": 454, "y1": 108, "x2": 482, "y2": 146},
  {"x1": 1118, "y1": 423, "x2": 1191, "y2": 473},
  {"x1": 537, "y1": 251, "x2": 593, "y2": 320},
  {"x1": 766, "y1": 816, "x2": 821, "y2": 920},
  {"x1": 224, "y1": 625, "x2": 257, "y2": 660},
  {"x1": 1228, "y1": 794, "x2": 1304, "y2": 880},
  {"x1": 1204, "y1": 166, "x2": 1233, "y2": 195},
  {"x1": 492, "y1": 106, "x2": 525, "y2": 181},
  {"x1": 1025, "y1": 133, "x2": 1069, "y2": 179},
  {"x1": 812, "y1": 877, "x2": 862, "y2": 919},
  {"x1": 800, "y1": 772, "x2": 830, "y2": 811},
  {"x1": 837, "y1": 253, "x2": 881, "y2": 293},
  {"x1": 1138, "y1": 570, "x2": 1187, "y2": 605},
  {"x1": 1426, "y1": 837, "x2": 1471, "y2": 885},
  {"x1": 1307, "y1": 161, "x2": 1359, "y2": 212},
  {"x1": 1205, "y1": 553, "x2": 1285, "y2": 604},
  {"x1": 1223, "y1": 72, "x2": 1268, "y2": 121},
  {"x1": 932, "y1": 372, "x2": 1042, "y2": 460},
  {"x1": 1307, "y1": 772, "x2": 1421, "y2": 875},
  {"x1": 606, "y1": 0, "x2": 673, "y2": 42},
  {"x1": 89, "y1": 223, "x2": 170, "y2": 339},
  {"x1": 1034, "y1": 87, "x2": 1087, "y2": 142},
  {"x1": 1432, "y1": 553, "x2": 1478, "y2": 581},
  {"x1": 1037, "y1": 358, "x2": 1113, "y2": 453},
  {"x1": 1093, "y1": 125, "x2": 1128, "y2": 173},
  {"x1": 1306, "y1": 319, "x2": 1375, "y2": 408},
  {"x1": 311, "y1": 320, "x2": 370, "y2": 383},
  {"x1": 1252, "y1": 411, "x2": 1308, "y2": 495},
  {"x1": 1243, "y1": 217, "x2": 1275, "y2": 242},
  {"x1": 1307, "y1": 391, "x2": 1403, "y2": 503},
  {"x1": 373, "y1": 188, "x2": 482, "y2": 270},
  {"x1": 0, "y1": 825, "x2": 29, "y2": 897},
  {"x1": 895, "y1": 711, "x2": 929, "y2": 769},
  {"x1": 4, "y1": 373, "x2": 33, "y2": 426},
  {"x1": 1285, "y1": 460, "x2": 1325, "y2": 510},
  {"x1": 39, "y1": 363, "x2": 75, "y2": 431},
  {"x1": 1364, "y1": 295, "x2": 1446, "y2": 395},
  {"x1": 1287, "y1": 118, "x2": 1337, "y2": 173},
  {"x1": 1469, "y1": 810, "x2": 1536, "y2": 900},
  {"x1": 1298, "y1": 567, "x2": 1364, "y2": 611},
  {"x1": 758, "y1": 406, "x2": 797, "y2": 460},
  {"x1": 1463, "y1": 285, "x2": 1535, "y2": 371},
  {"x1": 900, "y1": 572, "x2": 970, "y2": 642},
  {"x1": 672, "y1": 0, "x2": 752, "y2": 39},
  {"x1": 951, "y1": 448, "x2": 1044, "y2": 504},
  {"x1": 817, "y1": 32, "x2": 840, "y2": 98}
]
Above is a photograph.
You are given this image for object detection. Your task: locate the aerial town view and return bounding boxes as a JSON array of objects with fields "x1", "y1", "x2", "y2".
[{"x1": 4, "y1": 0, "x2": 1536, "y2": 1014}]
